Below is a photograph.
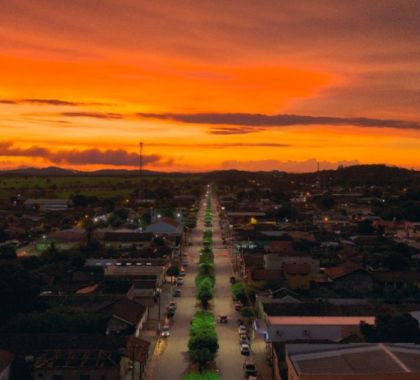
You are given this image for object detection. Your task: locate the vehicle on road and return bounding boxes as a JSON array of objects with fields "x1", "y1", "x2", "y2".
[
  {"x1": 167, "y1": 305, "x2": 176, "y2": 313},
  {"x1": 239, "y1": 334, "x2": 249, "y2": 345},
  {"x1": 243, "y1": 359, "x2": 257, "y2": 378},
  {"x1": 179, "y1": 271, "x2": 186, "y2": 277},
  {"x1": 240, "y1": 343, "x2": 250, "y2": 356},
  {"x1": 176, "y1": 277, "x2": 184, "y2": 286},
  {"x1": 173, "y1": 289, "x2": 181, "y2": 297},
  {"x1": 161, "y1": 325, "x2": 170, "y2": 337},
  {"x1": 238, "y1": 325, "x2": 247, "y2": 335},
  {"x1": 218, "y1": 315, "x2": 228, "y2": 323},
  {"x1": 230, "y1": 276, "x2": 236, "y2": 284},
  {"x1": 234, "y1": 301, "x2": 243, "y2": 311},
  {"x1": 169, "y1": 301, "x2": 177, "y2": 309},
  {"x1": 167, "y1": 310, "x2": 175, "y2": 318},
  {"x1": 182, "y1": 260, "x2": 189, "y2": 267}
]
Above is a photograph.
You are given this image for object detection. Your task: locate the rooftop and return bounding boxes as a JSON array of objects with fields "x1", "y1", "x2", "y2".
[
  {"x1": 268, "y1": 316, "x2": 375, "y2": 325},
  {"x1": 287, "y1": 343, "x2": 420, "y2": 374}
]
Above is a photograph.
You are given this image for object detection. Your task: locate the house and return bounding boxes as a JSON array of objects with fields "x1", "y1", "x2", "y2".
[
  {"x1": 324, "y1": 261, "x2": 374, "y2": 294},
  {"x1": 0, "y1": 334, "x2": 145, "y2": 380},
  {"x1": 126, "y1": 279, "x2": 160, "y2": 305},
  {"x1": 0, "y1": 350, "x2": 13, "y2": 380},
  {"x1": 264, "y1": 251, "x2": 320, "y2": 274},
  {"x1": 372, "y1": 271, "x2": 420, "y2": 290},
  {"x1": 145, "y1": 217, "x2": 183, "y2": 236},
  {"x1": 121, "y1": 336, "x2": 150, "y2": 379},
  {"x1": 33, "y1": 349, "x2": 121, "y2": 380},
  {"x1": 104, "y1": 261, "x2": 166, "y2": 285},
  {"x1": 47, "y1": 228, "x2": 86, "y2": 250},
  {"x1": 283, "y1": 263, "x2": 311, "y2": 290},
  {"x1": 265, "y1": 315, "x2": 374, "y2": 343},
  {"x1": 96, "y1": 229, "x2": 154, "y2": 250},
  {"x1": 24, "y1": 198, "x2": 70, "y2": 211},
  {"x1": 286, "y1": 343, "x2": 420, "y2": 380},
  {"x1": 107, "y1": 298, "x2": 148, "y2": 337}
]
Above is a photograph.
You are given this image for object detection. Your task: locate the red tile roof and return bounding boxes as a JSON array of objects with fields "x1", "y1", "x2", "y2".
[
  {"x1": 325, "y1": 261, "x2": 364, "y2": 280},
  {"x1": 112, "y1": 298, "x2": 147, "y2": 326},
  {"x1": 283, "y1": 263, "x2": 311, "y2": 275}
]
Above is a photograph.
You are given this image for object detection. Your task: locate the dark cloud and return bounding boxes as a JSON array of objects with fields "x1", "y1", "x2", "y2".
[
  {"x1": 0, "y1": 98, "x2": 107, "y2": 106},
  {"x1": 60, "y1": 111, "x2": 123, "y2": 120},
  {"x1": 137, "y1": 112, "x2": 420, "y2": 134},
  {"x1": 0, "y1": 142, "x2": 161, "y2": 166}
]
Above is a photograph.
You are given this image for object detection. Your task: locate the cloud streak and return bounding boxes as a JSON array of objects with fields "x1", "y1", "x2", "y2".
[
  {"x1": 0, "y1": 142, "x2": 161, "y2": 166},
  {"x1": 60, "y1": 111, "x2": 123, "y2": 120},
  {"x1": 0, "y1": 98, "x2": 105, "y2": 106},
  {"x1": 137, "y1": 112, "x2": 420, "y2": 133}
]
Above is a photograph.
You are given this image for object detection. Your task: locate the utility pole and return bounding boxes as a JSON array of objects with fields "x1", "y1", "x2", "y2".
[{"x1": 139, "y1": 141, "x2": 143, "y2": 199}]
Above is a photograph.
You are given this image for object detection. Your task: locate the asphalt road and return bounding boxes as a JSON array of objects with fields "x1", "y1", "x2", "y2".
[
  {"x1": 212, "y1": 195, "x2": 247, "y2": 380},
  {"x1": 151, "y1": 191, "x2": 265, "y2": 379},
  {"x1": 150, "y1": 200, "x2": 206, "y2": 379}
]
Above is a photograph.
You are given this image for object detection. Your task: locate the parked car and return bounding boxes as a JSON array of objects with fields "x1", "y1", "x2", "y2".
[
  {"x1": 240, "y1": 343, "x2": 251, "y2": 356},
  {"x1": 179, "y1": 271, "x2": 186, "y2": 277},
  {"x1": 243, "y1": 360, "x2": 257, "y2": 378},
  {"x1": 173, "y1": 289, "x2": 182, "y2": 297},
  {"x1": 182, "y1": 261, "x2": 189, "y2": 267},
  {"x1": 234, "y1": 301, "x2": 243, "y2": 311},
  {"x1": 230, "y1": 276, "x2": 236, "y2": 284},
  {"x1": 169, "y1": 301, "x2": 177, "y2": 310},
  {"x1": 167, "y1": 311, "x2": 175, "y2": 318},
  {"x1": 238, "y1": 325, "x2": 247, "y2": 335},
  {"x1": 218, "y1": 315, "x2": 228, "y2": 323},
  {"x1": 161, "y1": 325, "x2": 170, "y2": 337},
  {"x1": 176, "y1": 277, "x2": 184, "y2": 286},
  {"x1": 167, "y1": 305, "x2": 176, "y2": 313},
  {"x1": 239, "y1": 334, "x2": 249, "y2": 345}
]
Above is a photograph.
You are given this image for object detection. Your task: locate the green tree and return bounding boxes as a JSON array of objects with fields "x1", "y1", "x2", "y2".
[
  {"x1": 197, "y1": 279, "x2": 213, "y2": 309},
  {"x1": 189, "y1": 348, "x2": 214, "y2": 373}
]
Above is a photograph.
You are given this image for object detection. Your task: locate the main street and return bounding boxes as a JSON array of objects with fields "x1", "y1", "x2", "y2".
[
  {"x1": 150, "y1": 189, "x2": 269, "y2": 379},
  {"x1": 211, "y1": 193, "x2": 245, "y2": 379},
  {"x1": 149, "y1": 198, "x2": 206, "y2": 379}
]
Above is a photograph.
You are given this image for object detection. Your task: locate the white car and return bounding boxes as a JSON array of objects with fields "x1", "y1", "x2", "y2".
[
  {"x1": 240, "y1": 343, "x2": 251, "y2": 356},
  {"x1": 238, "y1": 325, "x2": 247, "y2": 335},
  {"x1": 161, "y1": 325, "x2": 170, "y2": 337}
]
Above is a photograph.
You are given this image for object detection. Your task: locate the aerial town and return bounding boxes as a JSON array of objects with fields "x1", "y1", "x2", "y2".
[
  {"x1": 1, "y1": 1, "x2": 420, "y2": 379},
  {"x1": 0, "y1": 165, "x2": 419, "y2": 379}
]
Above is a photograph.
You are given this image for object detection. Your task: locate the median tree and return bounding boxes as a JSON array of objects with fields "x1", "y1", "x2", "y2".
[{"x1": 197, "y1": 278, "x2": 213, "y2": 309}]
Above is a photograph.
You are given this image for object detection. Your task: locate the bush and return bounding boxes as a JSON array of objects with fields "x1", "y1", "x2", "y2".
[{"x1": 231, "y1": 281, "x2": 255, "y2": 305}]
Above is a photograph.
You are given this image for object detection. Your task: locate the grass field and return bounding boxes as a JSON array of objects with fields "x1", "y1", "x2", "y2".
[{"x1": 0, "y1": 175, "x2": 202, "y2": 200}]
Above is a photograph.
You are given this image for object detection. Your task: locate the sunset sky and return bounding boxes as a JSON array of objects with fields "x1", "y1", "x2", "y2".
[{"x1": 0, "y1": 0, "x2": 419, "y2": 172}]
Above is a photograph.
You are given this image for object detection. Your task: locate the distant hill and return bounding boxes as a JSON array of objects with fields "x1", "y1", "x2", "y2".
[
  {"x1": 0, "y1": 165, "x2": 418, "y2": 187},
  {"x1": 0, "y1": 166, "x2": 161, "y2": 176}
]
